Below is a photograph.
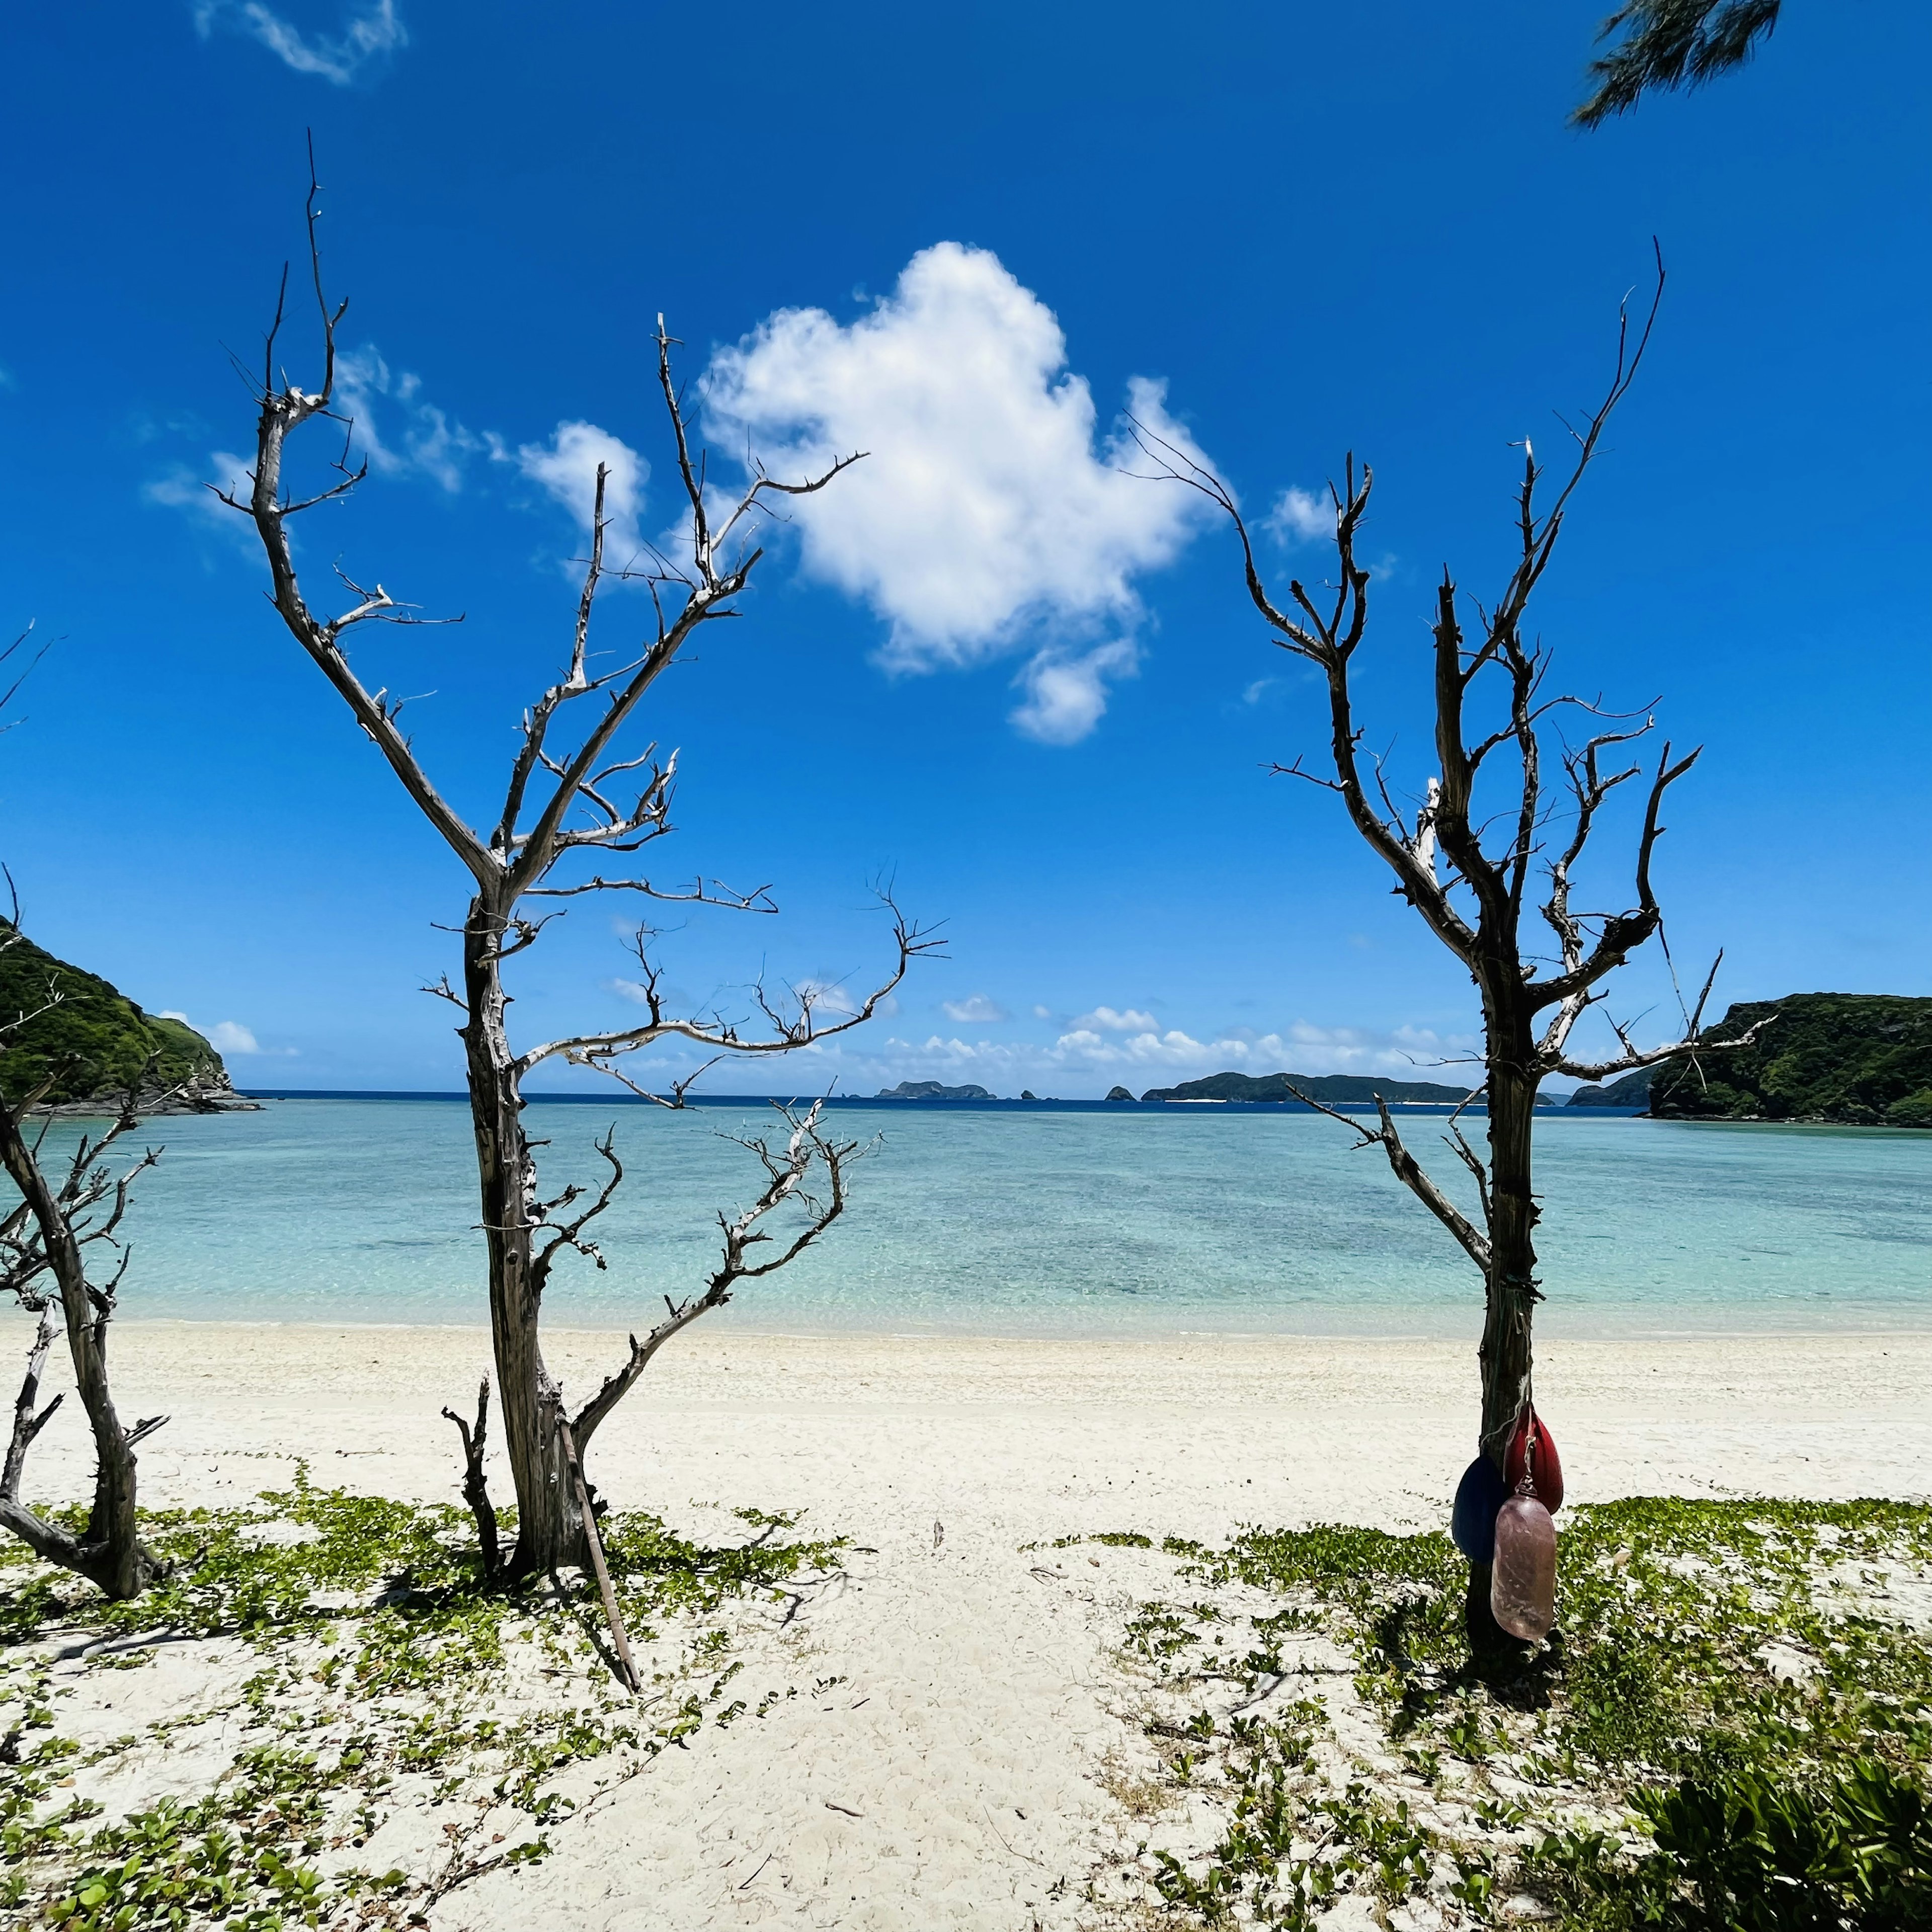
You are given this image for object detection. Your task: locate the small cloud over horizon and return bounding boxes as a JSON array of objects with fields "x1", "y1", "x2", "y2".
[
  {"x1": 940, "y1": 993, "x2": 1009, "y2": 1023},
  {"x1": 162, "y1": 1012, "x2": 296, "y2": 1058},
  {"x1": 1071, "y1": 1005, "x2": 1157, "y2": 1033},
  {"x1": 586, "y1": 1011, "x2": 1484, "y2": 1101}
]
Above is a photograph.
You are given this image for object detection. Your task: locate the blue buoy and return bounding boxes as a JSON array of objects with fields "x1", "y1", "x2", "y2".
[{"x1": 1452, "y1": 1454, "x2": 1509, "y2": 1563}]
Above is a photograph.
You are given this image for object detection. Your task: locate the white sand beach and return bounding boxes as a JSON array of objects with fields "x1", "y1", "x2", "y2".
[{"x1": 8, "y1": 1322, "x2": 1930, "y2": 1928}]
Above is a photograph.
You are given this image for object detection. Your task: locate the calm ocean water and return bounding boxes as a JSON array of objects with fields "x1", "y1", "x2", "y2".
[{"x1": 20, "y1": 1096, "x2": 1931, "y2": 1340}]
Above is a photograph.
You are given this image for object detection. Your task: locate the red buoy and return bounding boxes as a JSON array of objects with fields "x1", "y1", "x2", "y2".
[{"x1": 1504, "y1": 1407, "x2": 1564, "y2": 1511}]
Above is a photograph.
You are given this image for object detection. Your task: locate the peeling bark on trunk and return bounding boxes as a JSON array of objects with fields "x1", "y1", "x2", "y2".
[
  {"x1": 1477, "y1": 1024, "x2": 1541, "y2": 1470},
  {"x1": 462, "y1": 904, "x2": 586, "y2": 1577}
]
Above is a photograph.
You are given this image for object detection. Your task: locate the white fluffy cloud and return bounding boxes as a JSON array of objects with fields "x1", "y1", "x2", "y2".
[
  {"x1": 516, "y1": 421, "x2": 649, "y2": 571},
  {"x1": 193, "y1": 2, "x2": 407, "y2": 85},
  {"x1": 700, "y1": 243, "x2": 1220, "y2": 741},
  {"x1": 1011, "y1": 638, "x2": 1140, "y2": 745},
  {"x1": 940, "y1": 993, "x2": 1008, "y2": 1023},
  {"x1": 1264, "y1": 485, "x2": 1333, "y2": 547}
]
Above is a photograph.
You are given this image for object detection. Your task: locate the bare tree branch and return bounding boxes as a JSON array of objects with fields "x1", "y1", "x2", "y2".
[{"x1": 570, "y1": 1102, "x2": 864, "y2": 1454}]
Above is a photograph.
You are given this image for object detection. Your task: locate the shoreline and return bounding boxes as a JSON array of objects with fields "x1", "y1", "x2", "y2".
[
  {"x1": 99, "y1": 1313, "x2": 1932, "y2": 1338},
  {"x1": 79, "y1": 1311, "x2": 1932, "y2": 1349},
  {"x1": 11, "y1": 1324, "x2": 1928, "y2": 1521}
]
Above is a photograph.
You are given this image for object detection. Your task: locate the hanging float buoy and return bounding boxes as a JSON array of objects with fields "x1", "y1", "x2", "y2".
[
  {"x1": 1451, "y1": 1454, "x2": 1509, "y2": 1562},
  {"x1": 1504, "y1": 1407, "x2": 1564, "y2": 1510},
  {"x1": 1491, "y1": 1495, "x2": 1558, "y2": 1640}
]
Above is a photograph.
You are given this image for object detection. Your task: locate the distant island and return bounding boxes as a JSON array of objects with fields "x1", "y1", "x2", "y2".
[
  {"x1": 1137, "y1": 1070, "x2": 1540, "y2": 1106},
  {"x1": 0, "y1": 925, "x2": 241, "y2": 1110},
  {"x1": 1567, "y1": 1066, "x2": 1654, "y2": 1108},
  {"x1": 875, "y1": 993, "x2": 1932, "y2": 1120}
]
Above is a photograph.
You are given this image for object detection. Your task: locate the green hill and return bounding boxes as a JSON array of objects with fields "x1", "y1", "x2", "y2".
[
  {"x1": 0, "y1": 925, "x2": 226, "y2": 1106},
  {"x1": 1646, "y1": 993, "x2": 1932, "y2": 1126}
]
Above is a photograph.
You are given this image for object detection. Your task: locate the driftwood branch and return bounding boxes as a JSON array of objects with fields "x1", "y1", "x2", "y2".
[
  {"x1": 555, "y1": 1413, "x2": 639, "y2": 1692},
  {"x1": 441, "y1": 1378, "x2": 500, "y2": 1577}
]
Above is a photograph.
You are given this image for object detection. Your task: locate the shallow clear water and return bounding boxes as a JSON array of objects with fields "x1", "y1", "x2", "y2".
[{"x1": 23, "y1": 1097, "x2": 1932, "y2": 1340}]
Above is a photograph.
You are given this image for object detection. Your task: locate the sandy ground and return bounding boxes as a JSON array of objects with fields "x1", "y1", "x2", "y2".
[{"x1": 10, "y1": 1321, "x2": 1932, "y2": 1928}]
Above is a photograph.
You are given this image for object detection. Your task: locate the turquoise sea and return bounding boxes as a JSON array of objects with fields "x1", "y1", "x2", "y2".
[{"x1": 23, "y1": 1096, "x2": 1932, "y2": 1339}]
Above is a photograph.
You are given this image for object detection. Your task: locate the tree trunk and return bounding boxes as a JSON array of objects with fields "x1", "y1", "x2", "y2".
[
  {"x1": 0, "y1": 1105, "x2": 164, "y2": 1599},
  {"x1": 1464, "y1": 982, "x2": 1540, "y2": 1656},
  {"x1": 1477, "y1": 988, "x2": 1541, "y2": 1472},
  {"x1": 460, "y1": 899, "x2": 587, "y2": 1577}
]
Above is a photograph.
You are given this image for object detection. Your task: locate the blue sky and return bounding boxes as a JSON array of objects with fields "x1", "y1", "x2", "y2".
[{"x1": 1, "y1": 2, "x2": 1926, "y2": 1097}]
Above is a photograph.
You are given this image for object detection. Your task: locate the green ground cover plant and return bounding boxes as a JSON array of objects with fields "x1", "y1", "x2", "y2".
[
  {"x1": 0, "y1": 1470, "x2": 847, "y2": 1928},
  {"x1": 1096, "y1": 1499, "x2": 1932, "y2": 1929}
]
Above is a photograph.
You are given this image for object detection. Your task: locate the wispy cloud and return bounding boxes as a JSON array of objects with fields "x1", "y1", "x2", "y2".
[
  {"x1": 701, "y1": 242, "x2": 1221, "y2": 743},
  {"x1": 145, "y1": 353, "x2": 494, "y2": 541},
  {"x1": 143, "y1": 450, "x2": 258, "y2": 551},
  {"x1": 940, "y1": 993, "x2": 1008, "y2": 1023},
  {"x1": 337, "y1": 348, "x2": 491, "y2": 492},
  {"x1": 192, "y1": 1, "x2": 407, "y2": 86},
  {"x1": 797, "y1": 979, "x2": 862, "y2": 1017}
]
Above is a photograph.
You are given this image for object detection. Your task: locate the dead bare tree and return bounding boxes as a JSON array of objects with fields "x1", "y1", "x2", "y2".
[
  {"x1": 0, "y1": 980, "x2": 171, "y2": 1597},
  {"x1": 222, "y1": 156, "x2": 935, "y2": 1578},
  {"x1": 1136, "y1": 255, "x2": 1764, "y2": 1632}
]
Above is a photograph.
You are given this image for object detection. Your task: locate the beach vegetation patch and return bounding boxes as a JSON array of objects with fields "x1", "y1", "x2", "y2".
[
  {"x1": 0, "y1": 1470, "x2": 847, "y2": 1926},
  {"x1": 1087, "y1": 1498, "x2": 1932, "y2": 1928}
]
